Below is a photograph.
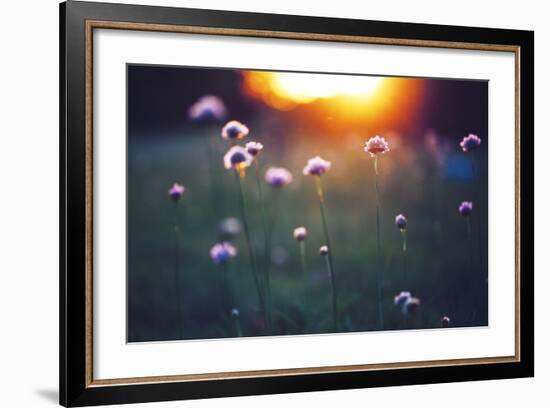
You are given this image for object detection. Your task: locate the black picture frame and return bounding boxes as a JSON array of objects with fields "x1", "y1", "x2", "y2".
[{"x1": 60, "y1": 1, "x2": 534, "y2": 406}]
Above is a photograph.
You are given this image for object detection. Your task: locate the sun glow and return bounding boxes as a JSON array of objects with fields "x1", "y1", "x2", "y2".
[{"x1": 243, "y1": 71, "x2": 385, "y2": 110}]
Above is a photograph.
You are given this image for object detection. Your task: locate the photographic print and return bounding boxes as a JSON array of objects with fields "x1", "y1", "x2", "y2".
[{"x1": 127, "y1": 64, "x2": 488, "y2": 342}]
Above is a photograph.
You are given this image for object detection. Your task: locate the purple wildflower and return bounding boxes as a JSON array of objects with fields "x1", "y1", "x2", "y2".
[
  {"x1": 245, "y1": 141, "x2": 263, "y2": 156},
  {"x1": 394, "y1": 291, "x2": 411, "y2": 306},
  {"x1": 188, "y1": 95, "x2": 227, "y2": 122},
  {"x1": 302, "y1": 156, "x2": 331, "y2": 176},
  {"x1": 395, "y1": 214, "x2": 407, "y2": 230},
  {"x1": 293, "y1": 226, "x2": 307, "y2": 241},
  {"x1": 223, "y1": 146, "x2": 253, "y2": 173},
  {"x1": 364, "y1": 135, "x2": 390, "y2": 157},
  {"x1": 168, "y1": 183, "x2": 185, "y2": 201},
  {"x1": 459, "y1": 133, "x2": 481, "y2": 152},
  {"x1": 265, "y1": 167, "x2": 293, "y2": 187},
  {"x1": 221, "y1": 120, "x2": 249, "y2": 140},
  {"x1": 458, "y1": 201, "x2": 473, "y2": 216},
  {"x1": 209, "y1": 242, "x2": 237, "y2": 264}
]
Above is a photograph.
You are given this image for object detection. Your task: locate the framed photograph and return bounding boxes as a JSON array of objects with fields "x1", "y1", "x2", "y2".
[{"x1": 60, "y1": 1, "x2": 534, "y2": 406}]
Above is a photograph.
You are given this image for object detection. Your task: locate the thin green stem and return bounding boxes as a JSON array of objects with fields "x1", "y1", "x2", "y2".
[
  {"x1": 466, "y1": 216, "x2": 477, "y2": 324},
  {"x1": 264, "y1": 191, "x2": 282, "y2": 332},
  {"x1": 299, "y1": 241, "x2": 307, "y2": 278},
  {"x1": 315, "y1": 176, "x2": 337, "y2": 332},
  {"x1": 401, "y1": 229, "x2": 407, "y2": 286},
  {"x1": 299, "y1": 240, "x2": 307, "y2": 300},
  {"x1": 173, "y1": 201, "x2": 183, "y2": 339},
  {"x1": 223, "y1": 262, "x2": 233, "y2": 315},
  {"x1": 254, "y1": 159, "x2": 271, "y2": 332},
  {"x1": 235, "y1": 171, "x2": 267, "y2": 331},
  {"x1": 374, "y1": 155, "x2": 384, "y2": 330},
  {"x1": 232, "y1": 311, "x2": 243, "y2": 337}
]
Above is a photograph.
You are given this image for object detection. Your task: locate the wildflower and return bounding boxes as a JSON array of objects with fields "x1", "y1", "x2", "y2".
[
  {"x1": 364, "y1": 135, "x2": 390, "y2": 157},
  {"x1": 231, "y1": 308, "x2": 240, "y2": 318},
  {"x1": 458, "y1": 201, "x2": 473, "y2": 216},
  {"x1": 302, "y1": 156, "x2": 331, "y2": 176},
  {"x1": 224, "y1": 146, "x2": 253, "y2": 174},
  {"x1": 395, "y1": 214, "x2": 407, "y2": 230},
  {"x1": 168, "y1": 183, "x2": 185, "y2": 201},
  {"x1": 245, "y1": 141, "x2": 263, "y2": 156},
  {"x1": 459, "y1": 133, "x2": 481, "y2": 152},
  {"x1": 403, "y1": 297, "x2": 421, "y2": 314},
  {"x1": 188, "y1": 95, "x2": 227, "y2": 121},
  {"x1": 319, "y1": 245, "x2": 329, "y2": 256},
  {"x1": 218, "y1": 217, "x2": 241, "y2": 239},
  {"x1": 265, "y1": 167, "x2": 293, "y2": 187},
  {"x1": 441, "y1": 316, "x2": 451, "y2": 328},
  {"x1": 293, "y1": 226, "x2": 307, "y2": 241},
  {"x1": 209, "y1": 242, "x2": 237, "y2": 264},
  {"x1": 394, "y1": 291, "x2": 411, "y2": 306},
  {"x1": 221, "y1": 120, "x2": 249, "y2": 140}
]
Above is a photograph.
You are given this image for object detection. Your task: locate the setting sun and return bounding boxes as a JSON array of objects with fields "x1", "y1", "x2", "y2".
[{"x1": 243, "y1": 71, "x2": 385, "y2": 110}]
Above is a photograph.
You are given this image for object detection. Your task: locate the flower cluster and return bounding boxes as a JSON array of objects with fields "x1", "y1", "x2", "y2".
[{"x1": 172, "y1": 99, "x2": 485, "y2": 334}]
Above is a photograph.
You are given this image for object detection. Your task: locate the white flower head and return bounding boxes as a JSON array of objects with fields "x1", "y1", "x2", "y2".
[
  {"x1": 224, "y1": 146, "x2": 254, "y2": 174},
  {"x1": 364, "y1": 135, "x2": 390, "y2": 157},
  {"x1": 245, "y1": 141, "x2": 263, "y2": 156},
  {"x1": 221, "y1": 120, "x2": 249, "y2": 140},
  {"x1": 303, "y1": 156, "x2": 331, "y2": 176},
  {"x1": 293, "y1": 226, "x2": 307, "y2": 241}
]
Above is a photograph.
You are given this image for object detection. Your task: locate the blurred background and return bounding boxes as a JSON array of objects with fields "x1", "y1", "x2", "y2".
[{"x1": 127, "y1": 64, "x2": 488, "y2": 342}]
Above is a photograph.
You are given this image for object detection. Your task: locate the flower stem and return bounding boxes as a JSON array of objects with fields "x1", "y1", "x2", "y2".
[
  {"x1": 232, "y1": 311, "x2": 243, "y2": 337},
  {"x1": 299, "y1": 240, "x2": 307, "y2": 301},
  {"x1": 264, "y1": 191, "x2": 282, "y2": 332},
  {"x1": 315, "y1": 176, "x2": 337, "y2": 332},
  {"x1": 254, "y1": 159, "x2": 272, "y2": 332},
  {"x1": 223, "y1": 263, "x2": 233, "y2": 315},
  {"x1": 401, "y1": 229, "x2": 407, "y2": 286},
  {"x1": 235, "y1": 171, "x2": 267, "y2": 331},
  {"x1": 173, "y1": 201, "x2": 184, "y2": 339},
  {"x1": 374, "y1": 155, "x2": 384, "y2": 330}
]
